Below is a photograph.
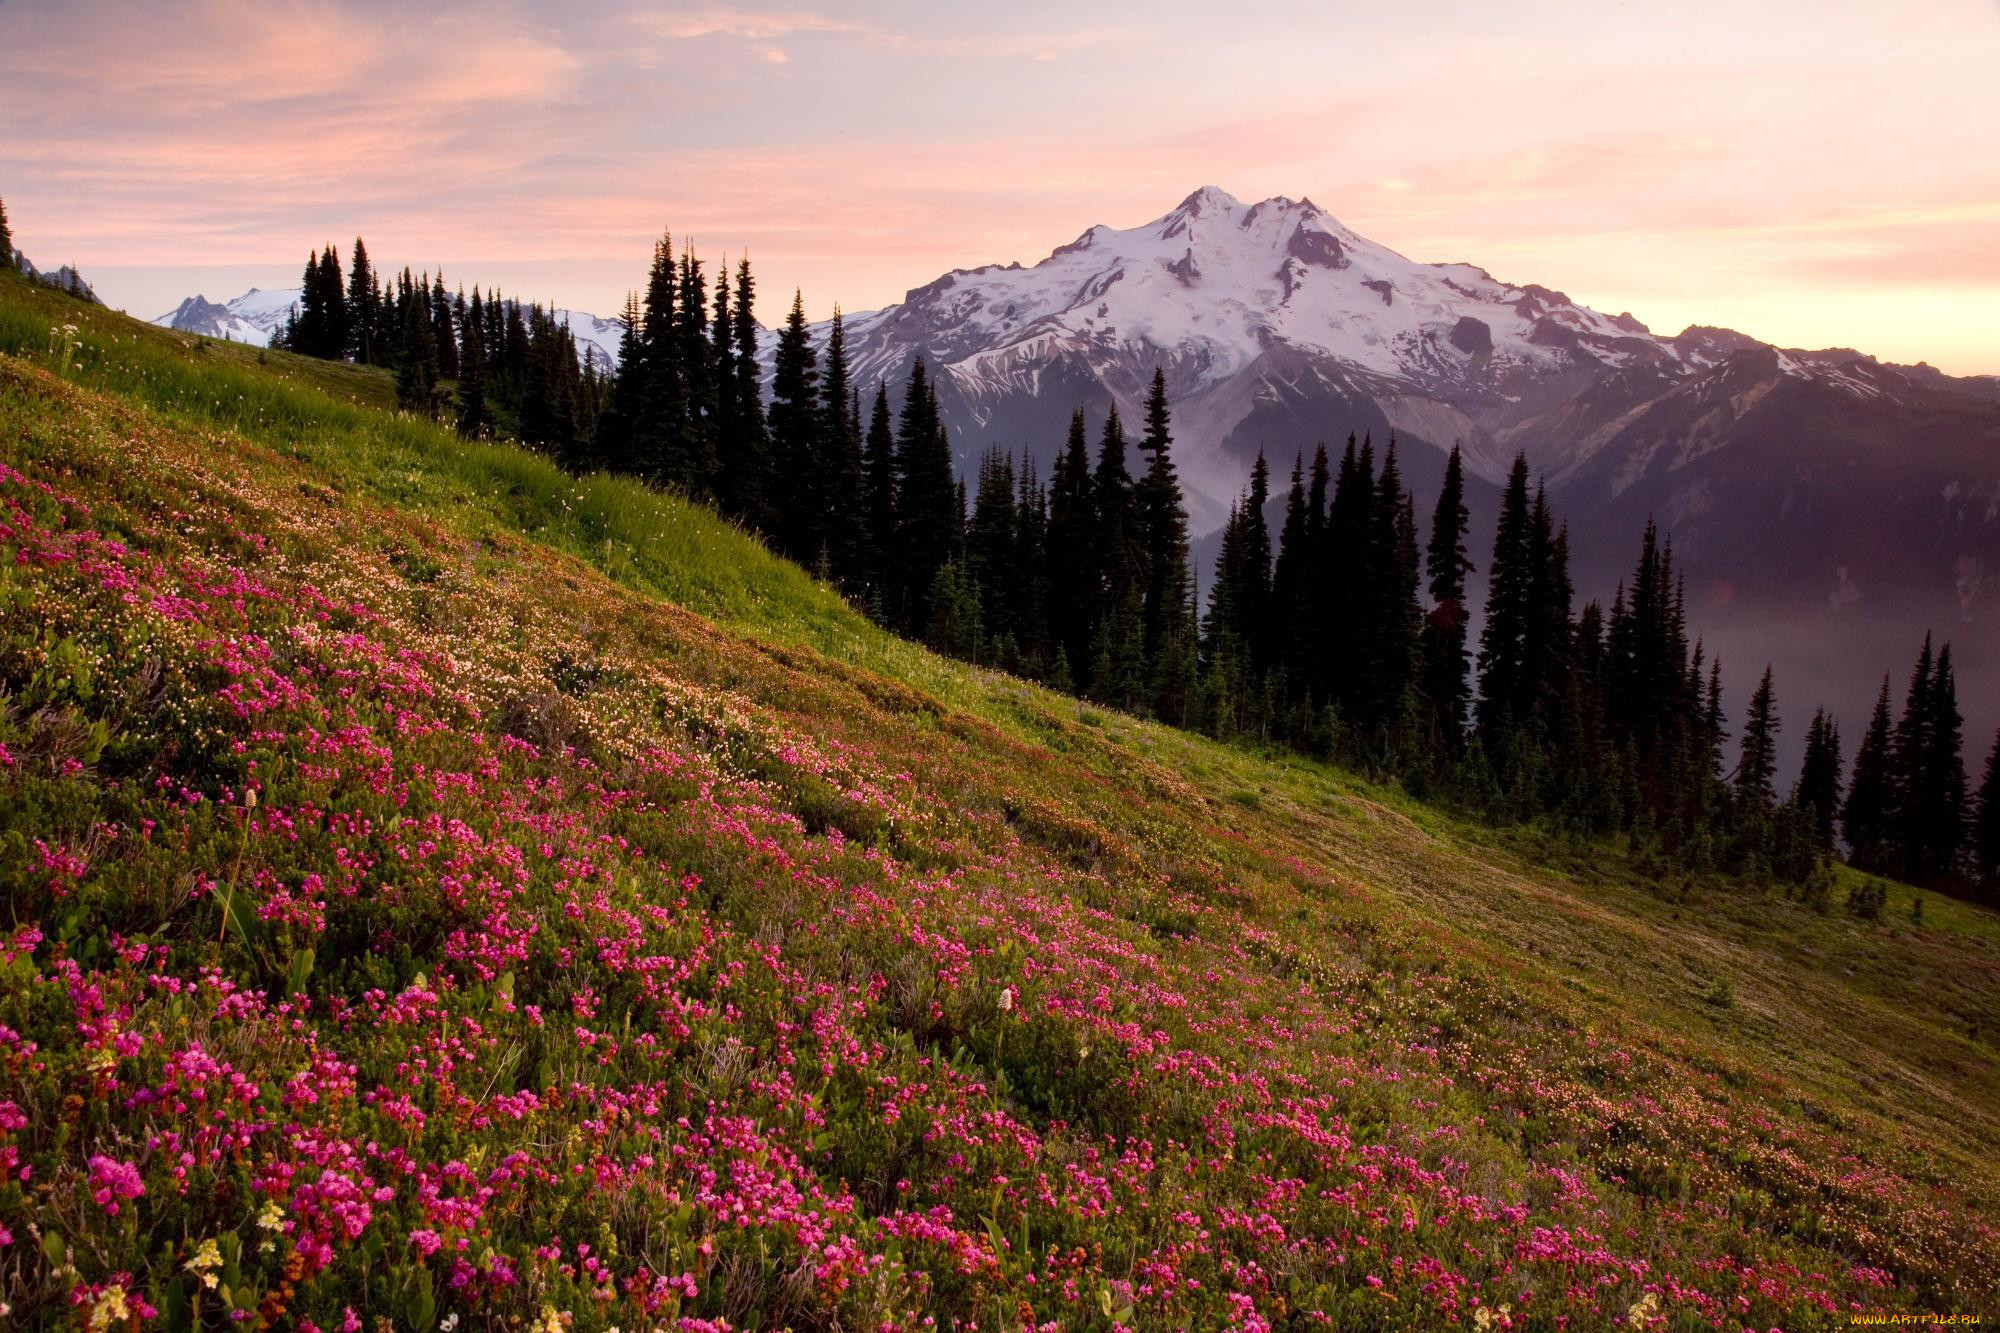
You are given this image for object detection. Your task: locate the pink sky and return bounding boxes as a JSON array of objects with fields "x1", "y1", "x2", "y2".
[{"x1": 4, "y1": 0, "x2": 1998, "y2": 374}]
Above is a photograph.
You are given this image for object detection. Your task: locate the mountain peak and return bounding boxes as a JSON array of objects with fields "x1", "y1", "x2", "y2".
[{"x1": 1174, "y1": 185, "x2": 1243, "y2": 216}]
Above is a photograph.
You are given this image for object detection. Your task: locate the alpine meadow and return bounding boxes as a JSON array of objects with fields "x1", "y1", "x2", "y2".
[{"x1": 2, "y1": 3, "x2": 1999, "y2": 1331}]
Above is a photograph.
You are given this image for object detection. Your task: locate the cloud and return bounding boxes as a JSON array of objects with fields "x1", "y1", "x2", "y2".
[
  {"x1": 5, "y1": 0, "x2": 1997, "y2": 373},
  {"x1": 630, "y1": 9, "x2": 864, "y2": 41},
  {"x1": 415, "y1": 35, "x2": 581, "y2": 105},
  {"x1": 0, "y1": 0, "x2": 382, "y2": 105},
  {"x1": 1772, "y1": 206, "x2": 2000, "y2": 286}
]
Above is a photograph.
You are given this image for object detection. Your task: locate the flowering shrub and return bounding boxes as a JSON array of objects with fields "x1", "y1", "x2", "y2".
[
  {"x1": 0, "y1": 347, "x2": 1995, "y2": 1330},
  {"x1": 86, "y1": 1156, "x2": 144, "y2": 1216}
]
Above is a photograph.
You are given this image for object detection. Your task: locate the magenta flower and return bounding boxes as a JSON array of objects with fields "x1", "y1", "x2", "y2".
[{"x1": 87, "y1": 1155, "x2": 144, "y2": 1215}]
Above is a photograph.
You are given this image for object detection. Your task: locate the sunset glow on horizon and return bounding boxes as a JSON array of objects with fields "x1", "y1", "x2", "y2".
[{"x1": 5, "y1": 0, "x2": 1999, "y2": 374}]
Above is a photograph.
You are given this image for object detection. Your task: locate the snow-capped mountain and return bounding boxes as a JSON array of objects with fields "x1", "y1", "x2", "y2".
[
  {"x1": 812, "y1": 187, "x2": 2000, "y2": 543},
  {"x1": 155, "y1": 293, "x2": 275, "y2": 344},
  {"x1": 153, "y1": 287, "x2": 624, "y2": 366},
  {"x1": 800, "y1": 187, "x2": 1999, "y2": 758},
  {"x1": 838, "y1": 185, "x2": 1658, "y2": 416},
  {"x1": 152, "y1": 287, "x2": 303, "y2": 345},
  {"x1": 813, "y1": 185, "x2": 1674, "y2": 528},
  {"x1": 554, "y1": 308, "x2": 627, "y2": 370}
]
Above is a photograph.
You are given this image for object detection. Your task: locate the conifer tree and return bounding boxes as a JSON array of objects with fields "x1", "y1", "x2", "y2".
[
  {"x1": 768, "y1": 290, "x2": 822, "y2": 562},
  {"x1": 319, "y1": 246, "x2": 349, "y2": 359},
  {"x1": 517, "y1": 303, "x2": 581, "y2": 457},
  {"x1": 893, "y1": 360, "x2": 957, "y2": 634},
  {"x1": 578, "y1": 344, "x2": 608, "y2": 443},
  {"x1": 295, "y1": 249, "x2": 328, "y2": 357},
  {"x1": 1043, "y1": 408, "x2": 1099, "y2": 684},
  {"x1": 1238, "y1": 452, "x2": 1274, "y2": 674},
  {"x1": 429, "y1": 272, "x2": 457, "y2": 381},
  {"x1": 1306, "y1": 443, "x2": 1334, "y2": 556},
  {"x1": 1736, "y1": 665, "x2": 1780, "y2": 810},
  {"x1": 1203, "y1": 496, "x2": 1252, "y2": 735},
  {"x1": 1843, "y1": 674, "x2": 1897, "y2": 870},
  {"x1": 0, "y1": 195, "x2": 13, "y2": 271},
  {"x1": 1602, "y1": 521, "x2": 1691, "y2": 822},
  {"x1": 1561, "y1": 600, "x2": 1615, "y2": 826},
  {"x1": 1522, "y1": 490, "x2": 1574, "y2": 738},
  {"x1": 395, "y1": 278, "x2": 438, "y2": 414},
  {"x1": 709, "y1": 261, "x2": 736, "y2": 496},
  {"x1": 724, "y1": 256, "x2": 771, "y2": 529},
  {"x1": 373, "y1": 272, "x2": 400, "y2": 368},
  {"x1": 1319, "y1": 436, "x2": 1370, "y2": 713},
  {"x1": 1010, "y1": 453, "x2": 1050, "y2": 673},
  {"x1": 455, "y1": 287, "x2": 491, "y2": 439},
  {"x1": 926, "y1": 560, "x2": 983, "y2": 661},
  {"x1": 1421, "y1": 444, "x2": 1473, "y2": 752},
  {"x1": 1703, "y1": 654, "x2": 1729, "y2": 793},
  {"x1": 1089, "y1": 405, "x2": 1146, "y2": 709},
  {"x1": 1477, "y1": 453, "x2": 1534, "y2": 739},
  {"x1": 1975, "y1": 729, "x2": 2000, "y2": 890},
  {"x1": 1268, "y1": 454, "x2": 1311, "y2": 703},
  {"x1": 861, "y1": 385, "x2": 898, "y2": 606},
  {"x1": 636, "y1": 230, "x2": 683, "y2": 483},
  {"x1": 818, "y1": 307, "x2": 866, "y2": 582},
  {"x1": 1791, "y1": 707, "x2": 1844, "y2": 850},
  {"x1": 595, "y1": 293, "x2": 645, "y2": 473},
  {"x1": 1889, "y1": 635, "x2": 1936, "y2": 879},
  {"x1": 1357, "y1": 438, "x2": 1423, "y2": 748},
  {"x1": 346, "y1": 237, "x2": 377, "y2": 363},
  {"x1": 1198, "y1": 449, "x2": 1270, "y2": 737},
  {"x1": 488, "y1": 289, "x2": 515, "y2": 388},
  {"x1": 1910, "y1": 642, "x2": 1969, "y2": 883},
  {"x1": 1134, "y1": 370, "x2": 1195, "y2": 719},
  {"x1": 675, "y1": 247, "x2": 717, "y2": 494},
  {"x1": 966, "y1": 447, "x2": 1019, "y2": 651}
]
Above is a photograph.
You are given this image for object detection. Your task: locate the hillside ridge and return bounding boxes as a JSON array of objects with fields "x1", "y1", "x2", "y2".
[{"x1": 3, "y1": 274, "x2": 1998, "y2": 1328}]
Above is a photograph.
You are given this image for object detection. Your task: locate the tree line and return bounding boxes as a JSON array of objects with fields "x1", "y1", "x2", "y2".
[
  {"x1": 269, "y1": 226, "x2": 2000, "y2": 901},
  {"x1": 272, "y1": 238, "x2": 608, "y2": 448}
]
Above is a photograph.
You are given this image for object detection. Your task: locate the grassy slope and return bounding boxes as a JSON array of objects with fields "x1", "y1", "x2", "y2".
[{"x1": 2, "y1": 273, "x2": 1997, "y2": 1329}]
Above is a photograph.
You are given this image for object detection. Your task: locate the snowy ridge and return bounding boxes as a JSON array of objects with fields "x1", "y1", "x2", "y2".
[
  {"x1": 841, "y1": 186, "x2": 1659, "y2": 393},
  {"x1": 152, "y1": 287, "x2": 298, "y2": 346},
  {"x1": 155, "y1": 293, "x2": 276, "y2": 344}
]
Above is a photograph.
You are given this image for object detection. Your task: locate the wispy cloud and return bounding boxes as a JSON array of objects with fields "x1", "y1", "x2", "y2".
[{"x1": 630, "y1": 9, "x2": 866, "y2": 40}]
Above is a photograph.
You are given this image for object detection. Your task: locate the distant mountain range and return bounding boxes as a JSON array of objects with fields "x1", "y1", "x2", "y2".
[
  {"x1": 14, "y1": 251, "x2": 100, "y2": 304},
  {"x1": 154, "y1": 189, "x2": 2000, "y2": 757},
  {"x1": 154, "y1": 287, "x2": 627, "y2": 368}
]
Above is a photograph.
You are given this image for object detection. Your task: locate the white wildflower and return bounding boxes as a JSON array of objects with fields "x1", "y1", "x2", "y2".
[{"x1": 185, "y1": 1238, "x2": 223, "y2": 1289}]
